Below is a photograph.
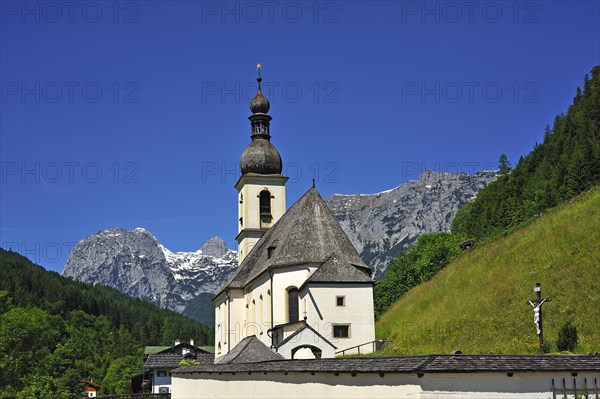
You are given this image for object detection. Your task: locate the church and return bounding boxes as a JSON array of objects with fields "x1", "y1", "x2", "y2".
[
  {"x1": 171, "y1": 68, "x2": 600, "y2": 399},
  {"x1": 213, "y1": 66, "x2": 376, "y2": 362}
]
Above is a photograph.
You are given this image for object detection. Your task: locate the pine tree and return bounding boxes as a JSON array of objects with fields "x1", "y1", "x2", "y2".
[{"x1": 498, "y1": 154, "x2": 512, "y2": 175}]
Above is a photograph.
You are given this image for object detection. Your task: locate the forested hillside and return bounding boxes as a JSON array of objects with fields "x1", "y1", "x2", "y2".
[
  {"x1": 0, "y1": 249, "x2": 212, "y2": 398},
  {"x1": 376, "y1": 187, "x2": 600, "y2": 354},
  {"x1": 453, "y1": 66, "x2": 600, "y2": 241},
  {"x1": 374, "y1": 66, "x2": 600, "y2": 318},
  {"x1": 183, "y1": 293, "x2": 216, "y2": 326}
]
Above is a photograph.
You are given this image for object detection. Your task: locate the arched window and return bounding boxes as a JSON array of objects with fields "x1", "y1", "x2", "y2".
[
  {"x1": 287, "y1": 287, "x2": 299, "y2": 323},
  {"x1": 259, "y1": 190, "x2": 271, "y2": 217}
]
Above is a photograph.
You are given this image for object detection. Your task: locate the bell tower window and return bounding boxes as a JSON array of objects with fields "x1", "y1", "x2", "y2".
[
  {"x1": 260, "y1": 190, "x2": 271, "y2": 216},
  {"x1": 252, "y1": 120, "x2": 270, "y2": 136},
  {"x1": 259, "y1": 190, "x2": 273, "y2": 228}
]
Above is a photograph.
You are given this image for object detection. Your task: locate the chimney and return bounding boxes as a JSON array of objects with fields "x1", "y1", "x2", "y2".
[
  {"x1": 175, "y1": 340, "x2": 180, "y2": 345},
  {"x1": 190, "y1": 339, "x2": 194, "y2": 346}
]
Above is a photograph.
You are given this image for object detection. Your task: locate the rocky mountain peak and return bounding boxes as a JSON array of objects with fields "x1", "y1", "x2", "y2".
[
  {"x1": 325, "y1": 170, "x2": 497, "y2": 277},
  {"x1": 63, "y1": 229, "x2": 237, "y2": 312},
  {"x1": 63, "y1": 170, "x2": 496, "y2": 318},
  {"x1": 200, "y1": 236, "x2": 228, "y2": 258}
]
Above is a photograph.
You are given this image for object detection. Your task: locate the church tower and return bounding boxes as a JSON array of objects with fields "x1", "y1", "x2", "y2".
[{"x1": 235, "y1": 65, "x2": 287, "y2": 262}]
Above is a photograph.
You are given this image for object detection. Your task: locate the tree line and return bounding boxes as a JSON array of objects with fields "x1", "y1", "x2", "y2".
[{"x1": 0, "y1": 249, "x2": 213, "y2": 398}]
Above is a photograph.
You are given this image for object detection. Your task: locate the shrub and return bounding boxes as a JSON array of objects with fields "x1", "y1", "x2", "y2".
[
  {"x1": 556, "y1": 321, "x2": 578, "y2": 352},
  {"x1": 179, "y1": 359, "x2": 200, "y2": 367}
]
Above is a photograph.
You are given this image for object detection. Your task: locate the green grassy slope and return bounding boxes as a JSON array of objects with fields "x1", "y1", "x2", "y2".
[{"x1": 376, "y1": 188, "x2": 600, "y2": 355}]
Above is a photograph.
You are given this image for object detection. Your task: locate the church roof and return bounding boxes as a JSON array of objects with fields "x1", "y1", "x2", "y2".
[
  {"x1": 219, "y1": 188, "x2": 369, "y2": 294},
  {"x1": 217, "y1": 336, "x2": 284, "y2": 364},
  {"x1": 301, "y1": 254, "x2": 374, "y2": 289}
]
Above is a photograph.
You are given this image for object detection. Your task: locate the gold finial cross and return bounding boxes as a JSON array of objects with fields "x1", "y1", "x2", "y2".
[{"x1": 256, "y1": 63, "x2": 262, "y2": 76}]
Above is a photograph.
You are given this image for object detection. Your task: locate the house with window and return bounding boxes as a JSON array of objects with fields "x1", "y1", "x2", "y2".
[
  {"x1": 142, "y1": 340, "x2": 213, "y2": 394},
  {"x1": 213, "y1": 68, "x2": 376, "y2": 362},
  {"x1": 83, "y1": 379, "x2": 100, "y2": 398}
]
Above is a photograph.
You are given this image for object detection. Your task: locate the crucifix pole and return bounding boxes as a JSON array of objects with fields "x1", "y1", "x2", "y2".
[
  {"x1": 535, "y1": 283, "x2": 545, "y2": 353},
  {"x1": 528, "y1": 283, "x2": 552, "y2": 353}
]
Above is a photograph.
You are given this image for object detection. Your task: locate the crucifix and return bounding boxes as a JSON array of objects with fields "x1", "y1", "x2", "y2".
[
  {"x1": 527, "y1": 283, "x2": 552, "y2": 353},
  {"x1": 303, "y1": 298, "x2": 308, "y2": 321}
]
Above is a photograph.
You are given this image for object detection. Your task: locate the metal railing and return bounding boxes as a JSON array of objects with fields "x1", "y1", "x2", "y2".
[
  {"x1": 552, "y1": 377, "x2": 599, "y2": 398},
  {"x1": 335, "y1": 340, "x2": 389, "y2": 356}
]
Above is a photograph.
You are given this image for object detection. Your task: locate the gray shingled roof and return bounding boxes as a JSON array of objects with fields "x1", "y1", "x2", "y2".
[
  {"x1": 153, "y1": 343, "x2": 212, "y2": 356},
  {"x1": 145, "y1": 353, "x2": 214, "y2": 370},
  {"x1": 301, "y1": 254, "x2": 374, "y2": 288},
  {"x1": 218, "y1": 336, "x2": 284, "y2": 364},
  {"x1": 145, "y1": 354, "x2": 183, "y2": 370},
  {"x1": 220, "y1": 188, "x2": 369, "y2": 294},
  {"x1": 421, "y1": 355, "x2": 600, "y2": 372},
  {"x1": 275, "y1": 323, "x2": 337, "y2": 350},
  {"x1": 173, "y1": 354, "x2": 600, "y2": 374}
]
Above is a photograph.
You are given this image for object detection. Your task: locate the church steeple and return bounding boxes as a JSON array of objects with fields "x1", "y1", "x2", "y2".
[
  {"x1": 240, "y1": 65, "x2": 282, "y2": 176},
  {"x1": 235, "y1": 65, "x2": 288, "y2": 263},
  {"x1": 249, "y1": 64, "x2": 270, "y2": 116}
]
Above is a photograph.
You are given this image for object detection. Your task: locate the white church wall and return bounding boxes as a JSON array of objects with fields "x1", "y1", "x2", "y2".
[
  {"x1": 272, "y1": 321, "x2": 304, "y2": 344},
  {"x1": 271, "y1": 264, "x2": 319, "y2": 325},
  {"x1": 303, "y1": 284, "x2": 375, "y2": 354},
  {"x1": 241, "y1": 264, "x2": 319, "y2": 350},
  {"x1": 216, "y1": 268, "x2": 375, "y2": 360},
  {"x1": 216, "y1": 264, "x2": 327, "y2": 360},
  {"x1": 214, "y1": 288, "x2": 245, "y2": 361},
  {"x1": 173, "y1": 371, "x2": 600, "y2": 399},
  {"x1": 242, "y1": 273, "x2": 271, "y2": 347},
  {"x1": 214, "y1": 293, "x2": 226, "y2": 358}
]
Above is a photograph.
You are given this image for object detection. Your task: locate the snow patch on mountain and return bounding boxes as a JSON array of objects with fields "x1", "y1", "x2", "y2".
[{"x1": 63, "y1": 229, "x2": 237, "y2": 312}]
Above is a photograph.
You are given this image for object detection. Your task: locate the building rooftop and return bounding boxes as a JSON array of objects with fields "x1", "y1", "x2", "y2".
[
  {"x1": 274, "y1": 323, "x2": 337, "y2": 350},
  {"x1": 145, "y1": 353, "x2": 215, "y2": 370},
  {"x1": 219, "y1": 188, "x2": 370, "y2": 294},
  {"x1": 198, "y1": 346, "x2": 215, "y2": 354},
  {"x1": 144, "y1": 343, "x2": 214, "y2": 356},
  {"x1": 301, "y1": 253, "x2": 374, "y2": 288},
  {"x1": 218, "y1": 336, "x2": 284, "y2": 364},
  {"x1": 173, "y1": 354, "x2": 600, "y2": 375},
  {"x1": 84, "y1": 379, "x2": 101, "y2": 389}
]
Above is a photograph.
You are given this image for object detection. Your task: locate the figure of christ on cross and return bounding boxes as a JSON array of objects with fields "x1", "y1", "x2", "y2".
[{"x1": 528, "y1": 283, "x2": 552, "y2": 353}]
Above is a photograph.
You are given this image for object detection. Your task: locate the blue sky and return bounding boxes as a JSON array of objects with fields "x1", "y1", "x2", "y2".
[{"x1": 1, "y1": 1, "x2": 599, "y2": 273}]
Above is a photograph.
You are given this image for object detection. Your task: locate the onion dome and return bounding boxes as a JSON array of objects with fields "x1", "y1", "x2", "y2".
[
  {"x1": 239, "y1": 64, "x2": 283, "y2": 176},
  {"x1": 240, "y1": 139, "x2": 282, "y2": 175},
  {"x1": 249, "y1": 76, "x2": 270, "y2": 114}
]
